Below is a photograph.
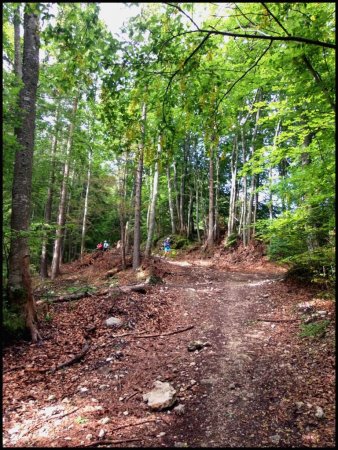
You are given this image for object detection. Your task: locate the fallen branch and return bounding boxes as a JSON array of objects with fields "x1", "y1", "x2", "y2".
[
  {"x1": 26, "y1": 342, "x2": 90, "y2": 374},
  {"x1": 256, "y1": 318, "x2": 299, "y2": 323},
  {"x1": 51, "y1": 342, "x2": 90, "y2": 372},
  {"x1": 80, "y1": 438, "x2": 142, "y2": 448},
  {"x1": 135, "y1": 324, "x2": 194, "y2": 338},
  {"x1": 110, "y1": 418, "x2": 158, "y2": 433}
]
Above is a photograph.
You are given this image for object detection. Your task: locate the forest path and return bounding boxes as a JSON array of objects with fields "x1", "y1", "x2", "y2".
[
  {"x1": 3, "y1": 254, "x2": 334, "y2": 448},
  {"x1": 160, "y1": 259, "x2": 291, "y2": 447}
]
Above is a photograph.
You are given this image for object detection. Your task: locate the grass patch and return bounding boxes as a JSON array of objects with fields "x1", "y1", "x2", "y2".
[{"x1": 299, "y1": 319, "x2": 330, "y2": 339}]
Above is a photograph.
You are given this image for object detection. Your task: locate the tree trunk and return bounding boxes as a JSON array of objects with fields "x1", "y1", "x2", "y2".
[
  {"x1": 269, "y1": 120, "x2": 281, "y2": 221},
  {"x1": 133, "y1": 102, "x2": 146, "y2": 270},
  {"x1": 214, "y1": 151, "x2": 220, "y2": 241},
  {"x1": 7, "y1": 7, "x2": 40, "y2": 341},
  {"x1": 14, "y1": 4, "x2": 22, "y2": 79},
  {"x1": 186, "y1": 186, "x2": 193, "y2": 239},
  {"x1": 145, "y1": 135, "x2": 161, "y2": 257},
  {"x1": 206, "y1": 139, "x2": 215, "y2": 249},
  {"x1": 227, "y1": 136, "x2": 238, "y2": 237},
  {"x1": 246, "y1": 91, "x2": 261, "y2": 242},
  {"x1": 241, "y1": 128, "x2": 248, "y2": 246},
  {"x1": 166, "y1": 165, "x2": 176, "y2": 234},
  {"x1": 40, "y1": 105, "x2": 60, "y2": 277},
  {"x1": 195, "y1": 177, "x2": 201, "y2": 242},
  {"x1": 80, "y1": 147, "x2": 92, "y2": 258},
  {"x1": 173, "y1": 161, "x2": 180, "y2": 228},
  {"x1": 51, "y1": 97, "x2": 78, "y2": 279}
]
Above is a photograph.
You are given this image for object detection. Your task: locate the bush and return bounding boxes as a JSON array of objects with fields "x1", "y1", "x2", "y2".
[{"x1": 2, "y1": 300, "x2": 26, "y2": 342}]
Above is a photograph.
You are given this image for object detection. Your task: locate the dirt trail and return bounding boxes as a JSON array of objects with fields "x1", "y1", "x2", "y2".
[{"x1": 3, "y1": 256, "x2": 335, "y2": 448}]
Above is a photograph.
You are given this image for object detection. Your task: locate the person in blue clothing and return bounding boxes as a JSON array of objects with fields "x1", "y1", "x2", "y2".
[
  {"x1": 163, "y1": 237, "x2": 171, "y2": 256},
  {"x1": 103, "y1": 240, "x2": 109, "y2": 251}
]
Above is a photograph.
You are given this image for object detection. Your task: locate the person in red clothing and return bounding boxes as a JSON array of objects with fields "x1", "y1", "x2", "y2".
[{"x1": 97, "y1": 242, "x2": 103, "y2": 251}]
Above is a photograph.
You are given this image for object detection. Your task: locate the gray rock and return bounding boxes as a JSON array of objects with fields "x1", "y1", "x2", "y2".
[
  {"x1": 105, "y1": 317, "x2": 123, "y2": 328},
  {"x1": 143, "y1": 381, "x2": 177, "y2": 410},
  {"x1": 187, "y1": 340, "x2": 211, "y2": 352},
  {"x1": 315, "y1": 406, "x2": 325, "y2": 419},
  {"x1": 269, "y1": 434, "x2": 280, "y2": 444},
  {"x1": 174, "y1": 404, "x2": 185, "y2": 415}
]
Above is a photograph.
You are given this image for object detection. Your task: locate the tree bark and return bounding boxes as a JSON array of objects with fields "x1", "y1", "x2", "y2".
[
  {"x1": 51, "y1": 96, "x2": 78, "y2": 279},
  {"x1": 227, "y1": 136, "x2": 238, "y2": 237},
  {"x1": 145, "y1": 135, "x2": 161, "y2": 257},
  {"x1": 80, "y1": 147, "x2": 92, "y2": 258},
  {"x1": 206, "y1": 137, "x2": 215, "y2": 249},
  {"x1": 241, "y1": 128, "x2": 248, "y2": 246},
  {"x1": 40, "y1": 104, "x2": 60, "y2": 277},
  {"x1": 7, "y1": 7, "x2": 40, "y2": 341},
  {"x1": 133, "y1": 102, "x2": 146, "y2": 270},
  {"x1": 166, "y1": 165, "x2": 176, "y2": 234},
  {"x1": 14, "y1": 4, "x2": 22, "y2": 79}
]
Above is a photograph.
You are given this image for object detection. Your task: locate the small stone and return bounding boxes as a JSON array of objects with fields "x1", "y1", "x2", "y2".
[
  {"x1": 79, "y1": 387, "x2": 89, "y2": 393},
  {"x1": 174, "y1": 442, "x2": 188, "y2": 448},
  {"x1": 174, "y1": 404, "x2": 185, "y2": 415},
  {"x1": 269, "y1": 434, "x2": 280, "y2": 444},
  {"x1": 86, "y1": 434, "x2": 93, "y2": 441},
  {"x1": 47, "y1": 395, "x2": 56, "y2": 401},
  {"x1": 98, "y1": 429, "x2": 106, "y2": 438},
  {"x1": 123, "y1": 411, "x2": 129, "y2": 415},
  {"x1": 229, "y1": 383, "x2": 236, "y2": 390},
  {"x1": 100, "y1": 417, "x2": 110, "y2": 425},
  {"x1": 314, "y1": 406, "x2": 325, "y2": 419},
  {"x1": 157, "y1": 432, "x2": 166, "y2": 437},
  {"x1": 105, "y1": 317, "x2": 123, "y2": 328}
]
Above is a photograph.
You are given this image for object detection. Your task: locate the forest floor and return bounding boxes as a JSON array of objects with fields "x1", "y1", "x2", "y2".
[{"x1": 3, "y1": 244, "x2": 336, "y2": 448}]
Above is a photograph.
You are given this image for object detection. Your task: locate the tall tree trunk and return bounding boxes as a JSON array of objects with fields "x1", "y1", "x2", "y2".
[
  {"x1": 14, "y1": 4, "x2": 22, "y2": 79},
  {"x1": 246, "y1": 91, "x2": 261, "y2": 242},
  {"x1": 206, "y1": 138, "x2": 215, "y2": 249},
  {"x1": 80, "y1": 147, "x2": 92, "y2": 258},
  {"x1": 214, "y1": 151, "x2": 220, "y2": 241},
  {"x1": 241, "y1": 129, "x2": 248, "y2": 246},
  {"x1": 51, "y1": 97, "x2": 78, "y2": 279},
  {"x1": 133, "y1": 102, "x2": 146, "y2": 270},
  {"x1": 186, "y1": 186, "x2": 193, "y2": 239},
  {"x1": 269, "y1": 120, "x2": 281, "y2": 221},
  {"x1": 173, "y1": 161, "x2": 180, "y2": 228},
  {"x1": 166, "y1": 165, "x2": 176, "y2": 234},
  {"x1": 179, "y1": 142, "x2": 188, "y2": 235},
  {"x1": 145, "y1": 135, "x2": 161, "y2": 257},
  {"x1": 8, "y1": 7, "x2": 40, "y2": 341},
  {"x1": 227, "y1": 136, "x2": 238, "y2": 238},
  {"x1": 40, "y1": 105, "x2": 60, "y2": 277},
  {"x1": 195, "y1": 177, "x2": 201, "y2": 242}
]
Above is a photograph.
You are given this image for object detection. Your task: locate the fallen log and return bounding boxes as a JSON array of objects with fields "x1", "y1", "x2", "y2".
[{"x1": 36, "y1": 291, "x2": 92, "y2": 305}]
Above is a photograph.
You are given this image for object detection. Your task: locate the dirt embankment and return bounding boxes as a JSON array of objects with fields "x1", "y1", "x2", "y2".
[{"x1": 3, "y1": 252, "x2": 335, "y2": 448}]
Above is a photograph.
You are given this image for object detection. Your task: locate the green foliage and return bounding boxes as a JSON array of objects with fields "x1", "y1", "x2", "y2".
[
  {"x1": 225, "y1": 233, "x2": 238, "y2": 248},
  {"x1": 2, "y1": 300, "x2": 26, "y2": 340},
  {"x1": 299, "y1": 320, "x2": 330, "y2": 339}
]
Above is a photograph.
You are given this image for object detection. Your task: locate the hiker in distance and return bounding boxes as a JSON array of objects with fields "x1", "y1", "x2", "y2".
[{"x1": 163, "y1": 237, "x2": 171, "y2": 256}]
